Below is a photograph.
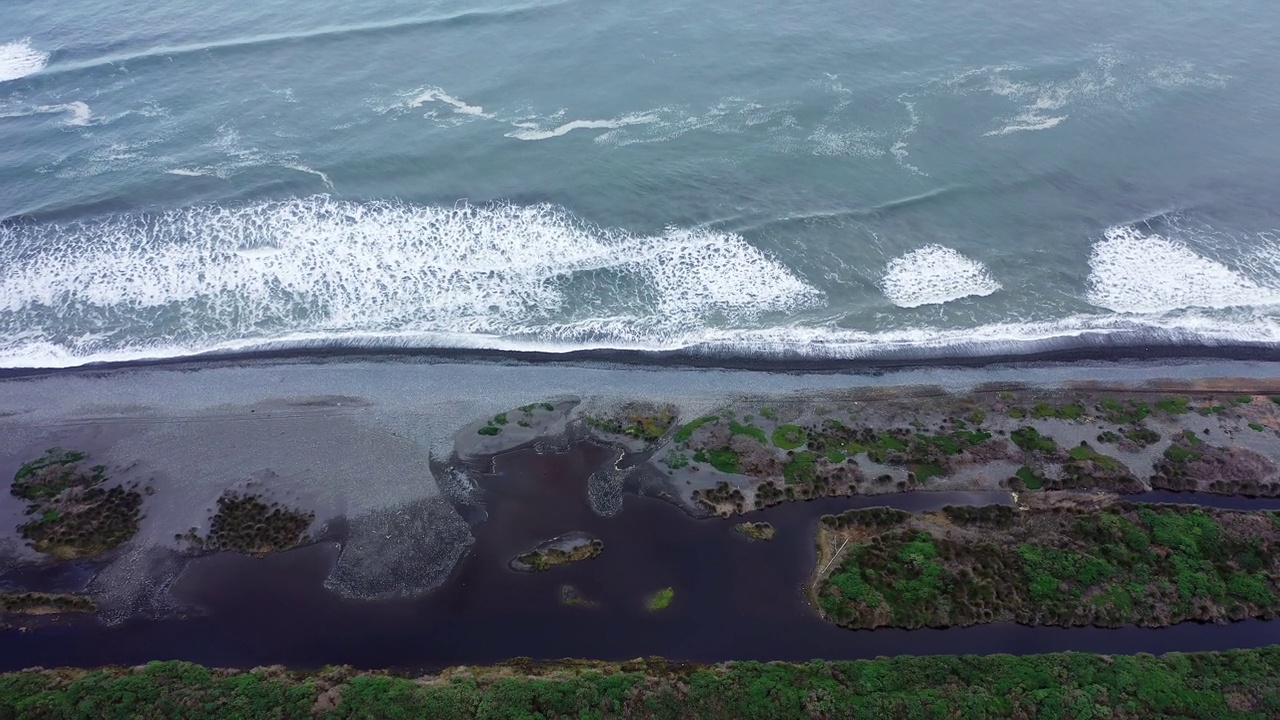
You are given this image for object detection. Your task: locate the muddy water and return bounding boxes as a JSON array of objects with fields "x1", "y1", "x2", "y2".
[{"x1": 2, "y1": 442, "x2": 1280, "y2": 671}]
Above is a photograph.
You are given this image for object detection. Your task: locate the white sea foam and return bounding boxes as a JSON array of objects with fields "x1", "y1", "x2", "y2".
[
  {"x1": 1086, "y1": 225, "x2": 1280, "y2": 313},
  {"x1": 506, "y1": 112, "x2": 659, "y2": 141},
  {"x1": 0, "y1": 39, "x2": 48, "y2": 84},
  {"x1": 954, "y1": 47, "x2": 1230, "y2": 137},
  {"x1": 984, "y1": 113, "x2": 1066, "y2": 136},
  {"x1": 879, "y1": 244, "x2": 1001, "y2": 308},
  {"x1": 157, "y1": 125, "x2": 333, "y2": 187},
  {"x1": 0, "y1": 197, "x2": 820, "y2": 363},
  {"x1": 0, "y1": 101, "x2": 92, "y2": 126},
  {"x1": 409, "y1": 88, "x2": 490, "y2": 117}
]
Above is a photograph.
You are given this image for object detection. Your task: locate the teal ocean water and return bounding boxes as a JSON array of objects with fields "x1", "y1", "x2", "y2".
[{"x1": 1, "y1": 0, "x2": 1279, "y2": 367}]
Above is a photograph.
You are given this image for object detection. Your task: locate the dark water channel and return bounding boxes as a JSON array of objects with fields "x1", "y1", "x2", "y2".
[{"x1": 3, "y1": 443, "x2": 1280, "y2": 672}]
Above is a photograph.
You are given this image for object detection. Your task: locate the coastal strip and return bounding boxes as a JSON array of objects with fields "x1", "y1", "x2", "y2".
[{"x1": 3, "y1": 649, "x2": 1280, "y2": 718}]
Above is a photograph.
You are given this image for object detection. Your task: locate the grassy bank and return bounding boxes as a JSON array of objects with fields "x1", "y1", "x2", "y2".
[
  {"x1": 814, "y1": 502, "x2": 1280, "y2": 630},
  {"x1": 3, "y1": 648, "x2": 1280, "y2": 718}
]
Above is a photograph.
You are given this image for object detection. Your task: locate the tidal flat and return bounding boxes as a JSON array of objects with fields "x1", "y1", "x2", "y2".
[{"x1": 2, "y1": 357, "x2": 1280, "y2": 670}]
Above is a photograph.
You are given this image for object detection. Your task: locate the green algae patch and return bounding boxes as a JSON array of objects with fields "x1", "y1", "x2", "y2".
[
  {"x1": 772, "y1": 424, "x2": 807, "y2": 450},
  {"x1": 646, "y1": 587, "x2": 674, "y2": 611},
  {"x1": 814, "y1": 502, "x2": 1280, "y2": 631}
]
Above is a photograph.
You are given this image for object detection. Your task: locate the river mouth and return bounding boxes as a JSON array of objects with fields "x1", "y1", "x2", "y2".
[{"x1": 3, "y1": 438, "x2": 1280, "y2": 672}]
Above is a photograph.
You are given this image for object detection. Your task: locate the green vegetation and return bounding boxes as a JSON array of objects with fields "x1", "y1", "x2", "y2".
[
  {"x1": 735, "y1": 521, "x2": 776, "y2": 541},
  {"x1": 1014, "y1": 466, "x2": 1043, "y2": 490},
  {"x1": 674, "y1": 416, "x2": 718, "y2": 443},
  {"x1": 514, "y1": 538, "x2": 604, "y2": 572},
  {"x1": 1066, "y1": 442, "x2": 1125, "y2": 472},
  {"x1": 1122, "y1": 425, "x2": 1161, "y2": 447},
  {"x1": 728, "y1": 420, "x2": 767, "y2": 444},
  {"x1": 782, "y1": 451, "x2": 817, "y2": 486},
  {"x1": 911, "y1": 463, "x2": 944, "y2": 483},
  {"x1": 1098, "y1": 398, "x2": 1151, "y2": 425},
  {"x1": 5, "y1": 651, "x2": 1280, "y2": 719},
  {"x1": 646, "y1": 587, "x2": 674, "y2": 611},
  {"x1": 492, "y1": 412, "x2": 508, "y2": 426},
  {"x1": 772, "y1": 424, "x2": 807, "y2": 450},
  {"x1": 663, "y1": 450, "x2": 689, "y2": 470},
  {"x1": 1251, "y1": 423, "x2": 1267, "y2": 432},
  {"x1": 476, "y1": 424, "x2": 501, "y2": 436},
  {"x1": 0, "y1": 592, "x2": 95, "y2": 615},
  {"x1": 1010, "y1": 426, "x2": 1057, "y2": 453},
  {"x1": 816, "y1": 503, "x2": 1280, "y2": 630},
  {"x1": 1155, "y1": 396, "x2": 1191, "y2": 415},
  {"x1": 585, "y1": 405, "x2": 677, "y2": 441},
  {"x1": 1030, "y1": 401, "x2": 1086, "y2": 420},
  {"x1": 693, "y1": 447, "x2": 741, "y2": 474},
  {"x1": 759, "y1": 406, "x2": 779, "y2": 420},
  {"x1": 181, "y1": 492, "x2": 314, "y2": 557},
  {"x1": 9, "y1": 448, "x2": 143, "y2": 560}
]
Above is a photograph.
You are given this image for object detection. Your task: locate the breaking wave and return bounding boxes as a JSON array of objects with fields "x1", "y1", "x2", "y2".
[
  {"x1": 880, "y1": 244, "x2": 1001, "y2": 308},
  {"x1": 0, "y1": 39, "x2": 48, "y2": 84},
  {"x1": 0, "y1": 199, "x2": 1277, "y2": 369},
  {"x1": 0, "y1": 196, "x2": 820, "y2": 365},
  {"x1": 1087, "y1": 224, "x2": 1280, "y2": 313}
]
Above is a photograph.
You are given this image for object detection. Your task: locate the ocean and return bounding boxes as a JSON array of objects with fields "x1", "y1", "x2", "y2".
[{"x1": 2, "y1": 0, "x2": 1279, "y2": 368}]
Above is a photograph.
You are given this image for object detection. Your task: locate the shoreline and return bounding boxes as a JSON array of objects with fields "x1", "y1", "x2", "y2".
[{"x1": 0, "y1": 337, "x2": 1278, "y2": 380}]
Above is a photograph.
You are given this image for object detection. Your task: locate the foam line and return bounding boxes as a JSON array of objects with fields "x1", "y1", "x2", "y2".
[
  {"x1": 506, "y1": 113, "x2": 659, "y2": 141},
  {"x1": 409, "y1": 88, "x2": 491, "y2": 117}
]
